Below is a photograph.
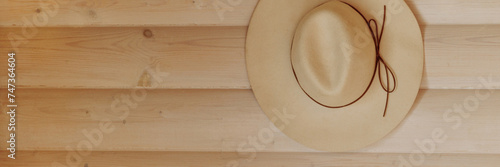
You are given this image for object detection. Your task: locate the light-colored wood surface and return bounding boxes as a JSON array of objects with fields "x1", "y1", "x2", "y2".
[
  {"x1": 1, "y1": 0, "x2": 499, "y2": 166},
  {"x1": 2, "y1": 25, "x2": 500, "y2": 89},
  {"x1": 2, "y1": 151, "x2": 500, "y2": 167},
  {"x1": 0, "y1": 26, "x2": 248, "y2": 89},
  {"x1": 1, "y1": 89, "x2": 499, "y2": 154},
  {"x1": 2, "y1": 0, "x2": 500, "y2": 27}
]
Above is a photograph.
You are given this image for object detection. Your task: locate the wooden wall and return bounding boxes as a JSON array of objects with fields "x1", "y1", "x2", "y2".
[{"x1": 1, "y1": 0, "x2": 500, "y2": 166}]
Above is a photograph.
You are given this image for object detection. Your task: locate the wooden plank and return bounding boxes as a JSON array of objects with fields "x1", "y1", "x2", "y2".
[
  {"x1": 0, "y1": 0, "x2": 257, "y2": 27},
  {"x1": 2, "y1": 0, "x2": 500, "y2": 27},
  {"x1": 2, "y1": 151, "x2": 500, "y2": 167},
  {"x1": 0, "y1": 26, "x2": 249, "y2": 89},
  {"x1": 422, "y1": 25, "x2": 500, "y2": 89},
  {"x1": 1, "y1": 25, "x2": 500, "y2": 89},
  {"x1": 1, "y1": 88, "x2": 500, "y2": 153}
]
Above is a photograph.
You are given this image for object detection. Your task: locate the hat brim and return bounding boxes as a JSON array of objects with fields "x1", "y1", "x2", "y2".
[{"x1": 246, "y1": 0, "x2": 424, "y2": 152}]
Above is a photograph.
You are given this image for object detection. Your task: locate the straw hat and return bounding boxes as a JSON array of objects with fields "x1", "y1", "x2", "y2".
[{"x1": 246, "y1": 0, "x2": 423, "y2": 152}]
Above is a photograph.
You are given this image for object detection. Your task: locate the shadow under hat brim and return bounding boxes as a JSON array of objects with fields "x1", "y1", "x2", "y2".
[{"x1": 246, "y1": 0, "x2": 424, "y2": 152}]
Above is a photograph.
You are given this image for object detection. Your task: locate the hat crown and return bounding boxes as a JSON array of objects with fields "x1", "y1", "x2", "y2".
[{"x1": 291, "y1": 1, "x2": 376, "y2": 107}]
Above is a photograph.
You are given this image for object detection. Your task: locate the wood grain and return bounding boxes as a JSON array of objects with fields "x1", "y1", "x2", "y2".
[
  {"x1": 0, "y1": 26, "x2": 248, "y2": 89},
  {"x1": 2, "y1": 25, "x2": 500, "y2": 89},
  {"x1": 0, "y1": 0, "x2": 257, "y2": 27},
  {"x1": 1, "y1": 0, "x2": 498, "y2": 165},
  {"x1": 2, "y1": 0, "x2": 500, "y2": 27},
  {"x1": 1, "y1": 89, "x2": 500, "y2": 153},
  {"x1": 2, "y1": 151, "x2": 500, "y2": 167},
  {"x1": 422, "y1": 25, "x2": 500, "y2": 89}
]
